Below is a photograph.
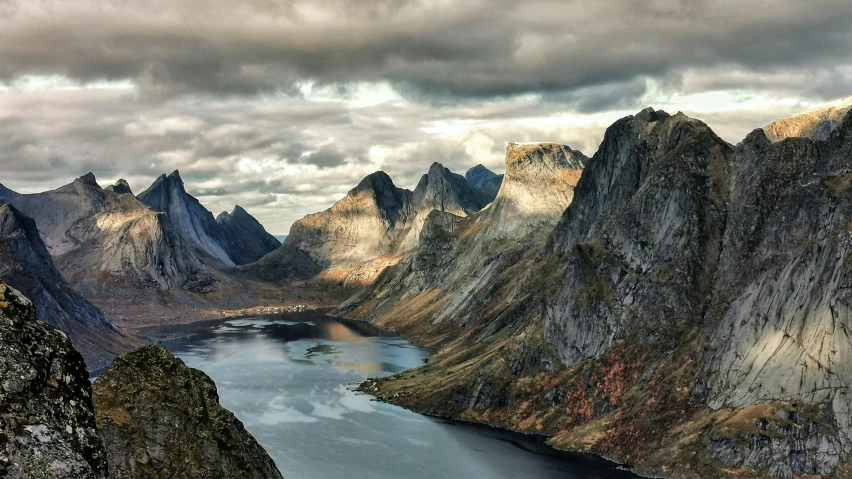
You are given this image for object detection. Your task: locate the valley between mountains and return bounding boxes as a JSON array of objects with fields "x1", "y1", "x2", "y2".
[{"x1": 3, "y1": 97, "x2": 852, "y2": 478}]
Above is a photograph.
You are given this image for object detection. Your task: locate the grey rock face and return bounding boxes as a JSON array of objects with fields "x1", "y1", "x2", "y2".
[
  {"x1": 215, "y1": 205, "x2": 281, "y2": 265},
  {"x1": 93, "y1": 345, "x2": 284, "y2": 479},
  {"x1": 0, "y1": 174, "x2": 215, "y2": 296},
  {"x1": 0, "y1": 204, "x2": 134, "y2": 370},
  {"x1": 706, "y1": 111, "x2": 852, "y2": 469},
  {"x1": 138, "y1": 172, "x2": 278, "y2": 267},
  {"x1": 396, "y1": 162, "x2": 490, "y2": 253},
  {"x1": 0, "y1": 281, "x2": 107, "y2": 478},
  {"x1": 763, "y1": 96, "x2": 852, "y2": 142},
  {"x1": 544, "y1": 109, "x2": 733, "y2": 366},
  {"x1": 338, "y1": 141, "x2": 584, "y2": 327},
  {"x1": 138, "y1": 171, "x2": 236, "y2": 266},
  {"x1": 257, "y1": 164, "x2": 493, "y2": 285},
  {"x1": 465, "y1": 164, "x2": 503, "y2": 202}
]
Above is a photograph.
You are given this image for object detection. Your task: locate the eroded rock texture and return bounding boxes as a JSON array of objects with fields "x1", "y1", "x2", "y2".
[
  {"x1": 0, "y1": 204, "x2": 134, "y2": 369},
  {"x1": 93, "y1": 345, "x2": 284, "y2": 479},
  {"x1": 0, "y1": 281, "x2": 106, "y2": 479},
  {"x1": 545, "y1": 108, "x2": 733, "y2": 365}
]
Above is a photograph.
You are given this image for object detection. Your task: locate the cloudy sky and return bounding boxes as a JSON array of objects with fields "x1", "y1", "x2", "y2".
[{"x1": 1, "y1": 0, "x2": 851, "y2": 234}]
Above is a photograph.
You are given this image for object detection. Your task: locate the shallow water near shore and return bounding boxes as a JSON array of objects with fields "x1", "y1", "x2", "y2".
[{"x1": 153, "y1": 311, "x2": 639, "y2": 479}]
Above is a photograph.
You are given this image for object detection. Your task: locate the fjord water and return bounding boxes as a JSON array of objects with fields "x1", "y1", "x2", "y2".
[{"x1": 156, "y1": 312, "x2": 638, "y2": 479}]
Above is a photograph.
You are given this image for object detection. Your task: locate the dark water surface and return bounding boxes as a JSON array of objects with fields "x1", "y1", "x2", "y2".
[{"x1": 152, "y1": 312, "x2": 639, "y2": 479}]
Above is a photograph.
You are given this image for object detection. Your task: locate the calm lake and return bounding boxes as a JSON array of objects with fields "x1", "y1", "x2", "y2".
[{"x1": 152, "y1": 311, "x2": 639, "y2": 479}]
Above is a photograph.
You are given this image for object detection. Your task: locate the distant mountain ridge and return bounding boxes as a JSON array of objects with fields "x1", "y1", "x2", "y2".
[{"x1": 248, "y1": 161, "x2": 503, "y2": 285}]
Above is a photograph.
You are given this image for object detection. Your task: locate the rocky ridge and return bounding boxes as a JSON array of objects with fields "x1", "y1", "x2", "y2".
[
  {"x1": 215, "y1": 206, "x2": 281, "y2": 265},
  {"x1": 336, "y1": 102, "x2": 852, "y2": 478},
  {"x1": 763, "y1": 97, "x2": 852, "y2": 142},
  {"x1": 252, "y1": 162, "x2": 492, "y2": 285},
  {"x1": 465, "y1": 164, "x2": 503, "y2": 202}
]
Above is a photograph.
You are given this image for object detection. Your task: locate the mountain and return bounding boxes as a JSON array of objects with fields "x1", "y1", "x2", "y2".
[
  {"x1": 396, "y1": 162, "x2": 491, "y2": 252},
  {"x1": 763, "y1": 96, "x2": 852, "y2": 142},
  {"x1": 215, "y1": 205, "x2": 281, "y2": 265},
  {"x1": 93, "y1": 346, "x2": 284, "y2": 479},
  {"x1": 337, "y1": 140, "x2": 585, "y2": 333},
  {"x1": 0, "y1": 203, "x2": 136, "y2": 369},
  {"x1": 334, "y1": 104, "x2": 852, "y2": 478},
  {"x1": 0, "y1": 174, "x2": 217, "y2": 295},
  {"x1": 250, "y1": 171, "x2": 413, "y2": 284},
  {"x1": 0, "y1": 281, "x2": 107, "y2": 478},
  {"x1": 137, "y1": 171, "x2": 279, "y2": 267},
  {"x1": 465, "y1": 164, "x2": 503, "y2": 202},
  {"x1": 137, "y1": 171, "x2": 237, "y2": 266},
  {"x1": 250, "y1": 163, "x2": 492, "y2": 285}
]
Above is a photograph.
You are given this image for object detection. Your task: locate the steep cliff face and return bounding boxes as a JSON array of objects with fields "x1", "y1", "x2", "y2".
[
  {"x1": 138, "y1": 171, "x2": 236, "y2": 266},
  {"x1": 763, "y1": 96, "x2": 852, "y2": 142},
  {"x1": 338, "y1": 105, "x2": 852, "y2": 478},
  {"x1": 0, "y1": 281, "x2": 107, "y2": 478},
  {"x1": 0, "y1": 173, "x2": 111, "y2": 256},
  {"x1": 215, "y1": 206, "x2": 281, "y2": 265},
  {"x1": 137, "y1": 172, "x2": 278, "y2": 267},
  {"x1": 545, "y1": 109, "x2": 733, "y2": 365},
  {"x1": 465, "y1": 164, "x2": 503, "y2": 202},
  {"x1": 0, "y1": 204, "x2": 136, "y2": 369},
  {"x1": 702, "y1": 111, "x2": 852, "y2": 477},
  {"x1": 93, "y1": 345, "x2": 284, "y2": 479}
]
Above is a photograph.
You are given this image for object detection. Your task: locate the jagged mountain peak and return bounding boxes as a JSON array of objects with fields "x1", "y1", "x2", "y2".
[
  {"x1": 763, "y1": 95, "x2": 852, "y2": 142},
  {"x1": 105, "y1": 179, "x2": 133, "y2": 195},
  {"x1": 75, "y1": 172, "x2": 99, "y2": 186}
]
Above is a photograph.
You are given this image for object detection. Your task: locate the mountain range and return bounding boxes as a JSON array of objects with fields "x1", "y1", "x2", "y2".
[
  {"x1": 4, "y1": 97, "x2": 852, "y2": 477},
  {"x1": 334, "y1": 100, "x2": 852, "y2": 479},
  {"x1": 0, "y1": 170, "x2": 281, "y2": 366}
]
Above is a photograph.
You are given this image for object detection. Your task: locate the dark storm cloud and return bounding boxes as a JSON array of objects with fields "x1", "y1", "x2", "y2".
[
  {"x1": 1, "y1": 0, "x2": 851, "y2": 233},
  {"x1": 1, "y1": 0, "x2": 851, "y2": 105}
]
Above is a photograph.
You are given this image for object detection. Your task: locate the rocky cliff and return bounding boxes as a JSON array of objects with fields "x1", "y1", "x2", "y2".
[
  {"x1": 337, "y1": 140, "x2": 585, "y2": 337},
  {"x1": 93, "y1": 345, "x2": 284, "y2": 479},
  {"x1": 137, "y1": 171, "x2": 237, "y2": 266},
  {"x1": 336, "y1": 104, "x2": 852, "y2": 478},
  {"x1": 396, "y1": 162, "x2": 491, "y2": 253},
  {"x1": 0, "y1": 204, "x2": 136, "y2": 369},
  {"x1": 0, "y1": 281, "x2": 107, "y2": 478},
  {"x1": 137, "y1": 172, "x2": 278, "y2": 267},
  {"x1": 216, "y1": 206, "x2": 281, "y2": 265},
  {"x1": 105, "y1": 179, "x2": 133, "y2": 195}
]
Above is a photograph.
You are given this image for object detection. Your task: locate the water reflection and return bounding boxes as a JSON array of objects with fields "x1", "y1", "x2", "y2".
[{"x1": 156, "y1": 312, "x2": 638, "y2": 479}]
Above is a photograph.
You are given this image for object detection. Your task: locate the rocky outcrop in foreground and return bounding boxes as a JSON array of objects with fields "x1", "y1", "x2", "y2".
[
  {"x1": 93, "y1": 345, "x2": 284, "y2": 479},
  {"x1": 0, "y1": 281, "x2": 106, "y2": 478}
]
